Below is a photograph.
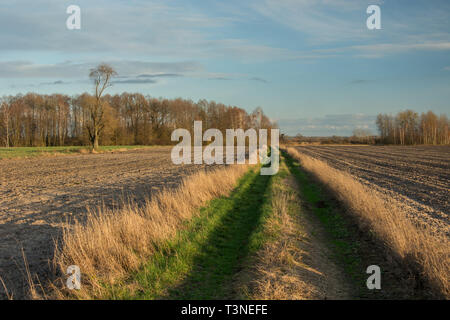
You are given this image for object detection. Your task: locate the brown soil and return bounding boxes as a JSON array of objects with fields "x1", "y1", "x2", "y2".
[{"x1": 0, "y1": 147, "x2": 218, "y2": 299}]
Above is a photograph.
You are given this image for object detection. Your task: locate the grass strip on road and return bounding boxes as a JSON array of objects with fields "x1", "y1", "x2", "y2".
[
  {"x1": 238, "y1": 155, "x2": 352, "y2": 299},
  {"x1": 0, "y1": 145, "x2": 149, "y2": 160}
]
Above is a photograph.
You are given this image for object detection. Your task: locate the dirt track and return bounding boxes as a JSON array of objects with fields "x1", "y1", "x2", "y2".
[
  {"x1": 0, "y1": 147, "x2": 216, "y2": 299},
  {"x1": 295, "y1": 145, "x2": 450, "y2": 235}
]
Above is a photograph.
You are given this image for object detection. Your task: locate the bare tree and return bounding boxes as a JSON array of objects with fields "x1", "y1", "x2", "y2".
[
  {"x1": 87, "y1": 64, "x2": 117, "y2": 149},
  {"x1": 376, "y1": 110, "x2": 449, "y2": 145},
  {"x1": 352, "y1": 128, "x2": 373, "y2": 143},
  {"x1": 0, "y1": 98, "x2": 11, "y2": 147}
]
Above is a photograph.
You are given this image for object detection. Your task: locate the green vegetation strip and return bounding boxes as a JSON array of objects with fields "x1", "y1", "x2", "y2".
[
  {"x1": 106, "y1": 166, "x2": 274, "y2": 300},
  {"x1": 0, "y1": 145, "x2": 148, "y2": 159}
]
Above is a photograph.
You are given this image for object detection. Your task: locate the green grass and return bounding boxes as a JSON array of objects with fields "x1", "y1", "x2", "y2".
[
  {"x1": 0, "y1": 145, "x2": 149, "y2": 160},
  {"x1": 104, "y1": 166, "x2": 274, "y2": 300}
]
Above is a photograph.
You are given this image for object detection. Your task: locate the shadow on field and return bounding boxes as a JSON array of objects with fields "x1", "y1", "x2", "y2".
[
  {"x1": 0, "y1": 222, "x2": 58, "y2": 300},
  {"x1": 163, "y1": 170, "x2": 272, "y2": 300}
]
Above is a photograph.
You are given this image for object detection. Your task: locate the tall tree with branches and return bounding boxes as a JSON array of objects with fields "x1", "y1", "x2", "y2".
[
  {"x1": 87, "y1": 64, "x2": 117, "y2": 149},
  {"x1": 0, "y1": 97, "x2": 11, "y2": 147}
]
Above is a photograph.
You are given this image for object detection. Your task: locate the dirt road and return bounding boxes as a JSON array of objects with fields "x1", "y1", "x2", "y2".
[
  {"x1": 295, "y1": 145, "x2": 450, "y2": 235},
  {"x1": 0, "y1": 147, "x2": 216, "y2": 299}
]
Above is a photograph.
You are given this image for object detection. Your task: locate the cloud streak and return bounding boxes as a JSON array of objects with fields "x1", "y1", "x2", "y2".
[
  {"x1": 0, "y1": 0, "x2": 303, "y2": 62},
  {"x1": 113, "y1": 79, "x2": 157, "y2": 84},
  {"x1": 0, "y1": 60, "x2": 202, "y2": 78},
  {"x1": 250, "y1": 0, "x2": 382, "y2": 44},
  {"x1": 249, "y1": 77, "x2": 268, "y2": 83},
  {"x1": 278, "y1": 114, "x2": 377, "y2": 136},
  {"x1": 250, "y1": 0, "x2": 450, "y2": 58}
]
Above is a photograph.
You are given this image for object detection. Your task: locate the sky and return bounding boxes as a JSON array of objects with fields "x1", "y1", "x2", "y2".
[{"x1": 0, "y1": 0, "x2": 449, "y2": 136}]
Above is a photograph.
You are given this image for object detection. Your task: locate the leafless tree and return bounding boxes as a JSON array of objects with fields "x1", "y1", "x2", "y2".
[
  {"x1": 352, "y1": 128, "x2": 373, "y2": 143},
  {"x1": 376, "y1": 110, "x2": 449, "y2": 145},
  {"x1": 88, "y1": 64, "x2": 117, "y2": 149},
  {"x1": 0, "y1": 97, "x2": 11, "y2": 147}
]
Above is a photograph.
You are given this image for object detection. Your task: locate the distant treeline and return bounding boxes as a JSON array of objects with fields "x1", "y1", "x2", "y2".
[
  {"x1": 0, "y1": 93, "x2": 274, "y2": 147},
  {"x1": 284, "y1": 135, "x2": 376, "y2": 145},
  {"x1": 376, "y1": 110, "x2": 449, "y2": 145},
  {"x1": 286, "y1": 109, "x2": 449, "y2": 146}
]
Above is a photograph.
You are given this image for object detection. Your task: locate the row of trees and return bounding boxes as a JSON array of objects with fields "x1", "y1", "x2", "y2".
[
  {"x1": 376, "y1": 110, "x2": 450, "y2": 145},
  {"x1": 0, "y1": 93, "x2": 273, "y2": 148},
  {"x1": 0, "y1": 64, "x2": 274, "y2": 149},
  {"x1": 351, "y1": 128, "x2": 376, "y2": 144}
]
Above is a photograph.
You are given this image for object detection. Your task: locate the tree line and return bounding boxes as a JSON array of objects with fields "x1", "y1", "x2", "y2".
[
  {"x1": 376, "y1": 110, "x2": 449, "y2": 145},
  {"x1": 0, "y1": 93, "x2": 274, "y2": 148},
  {"x1": 0, "y1": 64, "x2": 274, "y2": 148}
]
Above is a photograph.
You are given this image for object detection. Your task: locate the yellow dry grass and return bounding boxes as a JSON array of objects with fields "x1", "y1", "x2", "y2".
[
  {"x1": 0, "y1": 276, "x2": 12, "y2": 300},
  {"x1": 287, "y1": 147, "x2": 450, "y2": 298},
  {"x1": 51, "y1": 164, "x2": 249, "y2": 299},
  {"x1": 250, "y1": 186, "x2": 319, "y2": 300}
]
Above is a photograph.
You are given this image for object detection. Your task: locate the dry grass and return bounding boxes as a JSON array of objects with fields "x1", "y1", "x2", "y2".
[
  {"x1": 250, "y1": 186, "x2": 319, "y2": 300},
  {"x1": 287, "y1": 147, "x2": 450, "y2": 298},
  {"x1": 0, "y1": 276, "x2": 12, "y2": 300},
  {"x1": 250, "y1": 188, "x2": 350, "y2": 300},
  {"x1": 51, "y1": 164, "x2": 249, "y2": 299}
]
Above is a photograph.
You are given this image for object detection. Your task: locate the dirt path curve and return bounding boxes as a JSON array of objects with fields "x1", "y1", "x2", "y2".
[{"x1": 0, "y1": 147, "x2": 215, "y2": 299}]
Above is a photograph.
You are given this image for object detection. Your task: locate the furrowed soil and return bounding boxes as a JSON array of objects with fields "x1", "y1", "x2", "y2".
[
  {"x1": 295, "y1": 145, "x2": 450, "y2": 236},
  {"x1": 0, "y1": 147, "x2": 218, "y2": 299}
]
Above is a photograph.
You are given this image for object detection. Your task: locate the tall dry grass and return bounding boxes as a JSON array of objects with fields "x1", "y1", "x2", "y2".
[
  {"x1": 250, "y1": 186, "x2": 319, "y2": 300},
  {"x1": 51, "y1": 164, "x2": 249, "y2": 299},
  {"x1": 287, "y1": 147, "x2": 449, "y2": 298}
]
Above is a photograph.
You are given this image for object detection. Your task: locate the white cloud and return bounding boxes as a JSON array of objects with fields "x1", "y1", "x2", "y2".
[
  {"x1": 250, "y1": 0, "x2": 450, "y2": 57},
  {"x1": 351, "y1": 42, "x2": 450, "y2": 56},
  {"x1": 278, "y1": 113, "x2": 377, "y2": 136},
  {"x1": 0, "y1": 0, "x2": 302, "y2": 62},
  {"x1": 0, "y1": 60, "x2": 203, "y2": 78},
  {"x1": 312, "y1": 41, "x2": 450, "y2": 58},
  {"x1": 250, "y1": 0, "x2": 382, "y2": 44}
]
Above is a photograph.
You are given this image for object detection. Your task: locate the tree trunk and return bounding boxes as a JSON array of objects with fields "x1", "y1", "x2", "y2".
[
  {"x1": 94, "y1": 134, "x2": 99, "y2": 150},
  {"x1": 5, "y1": 124, "x2": 9, "y2": 148},
  {"x1": 4, "y1": 112, "x2": 9, "y2": 148},
  {"x1": 91, "y1": 128, "x2": 99, "y2": 150}
]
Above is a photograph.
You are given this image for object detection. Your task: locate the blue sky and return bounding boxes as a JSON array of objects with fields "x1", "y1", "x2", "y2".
[{"x1": 1, "y1": 0, "x2": 449, "y2": 136}]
